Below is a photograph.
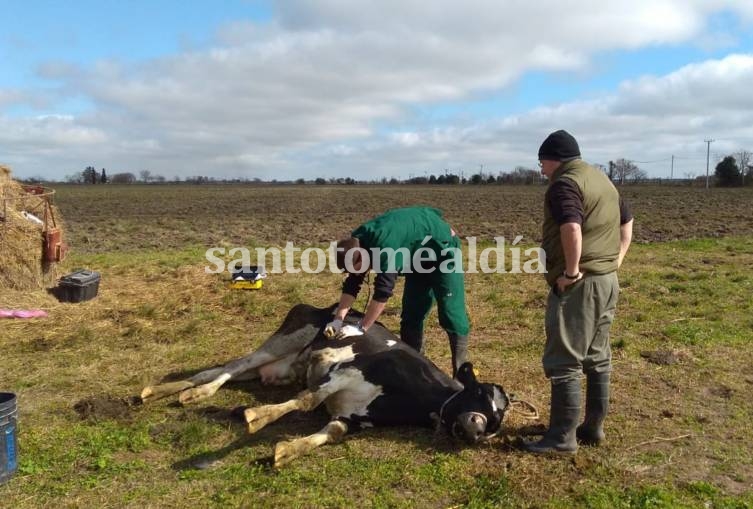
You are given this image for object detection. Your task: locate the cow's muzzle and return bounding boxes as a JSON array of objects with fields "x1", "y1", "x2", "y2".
[{"x1": 452, "y1": 412, "x2": 490, "y2": 443}]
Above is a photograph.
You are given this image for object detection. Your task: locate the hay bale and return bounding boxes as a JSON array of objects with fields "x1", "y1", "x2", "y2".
[{"x1": 0, "y1": 165, "x2": 61, "y2": 290}]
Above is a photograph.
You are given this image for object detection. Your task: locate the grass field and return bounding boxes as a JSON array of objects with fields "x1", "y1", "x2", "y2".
[{"x1": 1, "y1": 184, "x2": 753, "y2": 508}]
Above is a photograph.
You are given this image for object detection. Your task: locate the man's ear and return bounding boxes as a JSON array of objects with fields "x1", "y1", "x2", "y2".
[
  {"x1": 352, "y1": 249, "x2": 362, "y2": 271},
  {"x1": 455, "y1": 362, "x2": 478, "y2": 386}
]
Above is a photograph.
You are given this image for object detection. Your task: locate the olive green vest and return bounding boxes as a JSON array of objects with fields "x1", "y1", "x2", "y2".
[{"x1": 542, "y1": 159, "x2": 620, "y2": 285}]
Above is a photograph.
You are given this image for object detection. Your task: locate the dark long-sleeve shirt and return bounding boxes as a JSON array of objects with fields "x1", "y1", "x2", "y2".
[{"x1": 342, "y1": 272, "x2": 398, "y2": 302}]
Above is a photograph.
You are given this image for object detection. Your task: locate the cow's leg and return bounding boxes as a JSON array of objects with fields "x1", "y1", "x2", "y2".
[
  {"x1": 141, "y1": 350, "x2": 279, "y2": 403},
  {"x1": 141, "y1": 366, "x2": 226, "y2": 402},
  {"x1": 141, "y1": 304, "x2": 327, "y2": 404},
  {"x1": 273, "y1": 420, "x2": 349, "y2": 468},
  {"x1": 176, "y1": 350, "x2": 288, "y2": 404},
  {"x1": 244, "y1": 371, "x2": 352, "y2": 434}
]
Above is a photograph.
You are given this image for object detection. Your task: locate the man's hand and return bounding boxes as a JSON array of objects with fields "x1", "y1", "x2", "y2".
[
  {"x1": 324, "y1": 319, "x2": 343, "y2": 338},
  {"x1": 556, "y1": 272, "x2": 583, "y2": 294},
  {"x1": 335, "y1": 324, "x2": 365, "y2": 339}
]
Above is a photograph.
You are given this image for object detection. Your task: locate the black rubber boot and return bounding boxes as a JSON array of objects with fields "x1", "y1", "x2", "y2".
[
  {"x1": 400, "y1": 325, "x2": 424, "y2": 354},
  {"x1": 524, "y1": 379, "x2": 581, "y2": 455},
  {"x1": 576, "y1": 372, "x2": 609, "y2": 446},
  {"x1": 448, "y1": 333, "x2": 469, "y2": 378}
]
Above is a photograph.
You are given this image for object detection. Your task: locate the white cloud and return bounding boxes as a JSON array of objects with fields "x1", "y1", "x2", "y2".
[{"x1": 1, "y1": 1, "x2": 752, "y2": 179}]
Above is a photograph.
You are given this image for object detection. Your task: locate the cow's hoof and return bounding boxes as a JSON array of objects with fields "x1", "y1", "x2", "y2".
[
  {"x1": 245, "y1": 408, "x2": 273, "y2": 434},
  {"x1": 141, "y1": 381, "x2": 194, "y2": 403},
  {"x1": 140, "y1": 386, "x2": 155, "y2": 402},
  {"x1": 178, "y1": 386, "x2": 213, "y2": 405},
  {"x1": 274, "y1": 442, "x2": 296, "y2": 468}
]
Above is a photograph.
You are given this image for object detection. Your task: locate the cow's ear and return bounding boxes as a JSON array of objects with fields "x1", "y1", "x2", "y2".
[
  {"x1": 492, "y1": 385, "x2": 510, "y2": 411},
  {"x1": 455, "y1": 362, "x2": 478, "y2": 386}
]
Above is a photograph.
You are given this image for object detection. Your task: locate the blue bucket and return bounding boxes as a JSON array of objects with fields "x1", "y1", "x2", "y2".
[{"x1": 0, "y1": 393, "x2": 18, "y2": 485}]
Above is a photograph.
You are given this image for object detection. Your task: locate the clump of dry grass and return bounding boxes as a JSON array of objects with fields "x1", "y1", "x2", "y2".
[{"x1": 0, "y1": 165, "x2": 61, "y2": 290}]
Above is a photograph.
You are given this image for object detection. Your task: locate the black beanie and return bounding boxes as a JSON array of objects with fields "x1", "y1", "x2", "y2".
[{"x1": 538, "y1": 130, "x2": 581, "y2": 161}]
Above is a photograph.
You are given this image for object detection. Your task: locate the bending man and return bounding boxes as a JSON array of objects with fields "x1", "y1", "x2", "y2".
[{"x1": 328, "y1": 206, "x2": 471, "y2": 376}]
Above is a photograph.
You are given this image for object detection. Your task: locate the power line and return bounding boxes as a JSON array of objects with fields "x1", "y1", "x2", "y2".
[{"x1": 631, "y1": 157, "x2": 672, "y2": 164}]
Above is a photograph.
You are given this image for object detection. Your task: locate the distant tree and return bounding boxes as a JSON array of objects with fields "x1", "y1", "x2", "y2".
[
  {"x1": 295, "y1": 178, "x2": 306, "y2": 185},
  {"x1": 389, "y1": 178, "x2": 399, "y2": 185},
  {"x1": 139, "y1": 170, "x2": 152, "y2": 183},
  {"x1": 155, "y1": 175, "x2": 166, "y2": 183},
  {"x1": 733, "y1": 150, "x2": 751, "y2": 186},
  {"x1": 428, "y1": 174, "x2": 437, "y2": 184},
  {"x1": 514, "y1": 166, "x2": 540, "y2": 184},
  {"x1": 608, "y1": 161, "x2": 616, "y2": 181},
  {"x1": 315, "y1": 177, "x2": 327, "y2": 185},
  {"x1": 100, "y1": 168, "x2": 108, "y2": 184},
  {"x1": 470, "y1": 173, "x2": 483, "y2": 185},
  {"x1": 715, "y1": 156, "x2": 741, "y2": 187},
  {"x1": 496, "y1": 166, "x2": 540, "y2": 185},
  {"x1": 612, "y1": 159, "x2": 642, "y2": 185},
  {"x1": 82, "y1": 166, "x2": 98, "y2": 184},
  {"x1": 111, "y1": 172, "x2": 137, "y2": 184},
  {"x1": 446, "y1": 174, "x2": 460, "y2": 185},
  {"x1": 486, "y1": 174, "x2": 496, "y2": 184},
  {"x1": 630, "y1": 168, "x2": 648, "y2": 183}
]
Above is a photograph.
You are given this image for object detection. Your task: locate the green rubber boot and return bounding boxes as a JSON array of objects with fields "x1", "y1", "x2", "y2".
[
  {"x1": 524, "y1": 379, "x2": 581, "y2": 455},
  {"x1": 576, "y1": 372, "x2": 609, "y2": 446},
  {"x1": 400, "y1": 325, "x2": 424, "y2": 354},
  {"x1": 448, "y1": 333, "x2": 469, "y2": 378}
]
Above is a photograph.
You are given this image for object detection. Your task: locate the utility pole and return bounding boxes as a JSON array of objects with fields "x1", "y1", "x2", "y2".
[
  {"x1": 705, "y1": 139, "x2": 714, "y2": 190},
  {"x1": 670, "y1": 155, "x2": 674, "y2": 181}
]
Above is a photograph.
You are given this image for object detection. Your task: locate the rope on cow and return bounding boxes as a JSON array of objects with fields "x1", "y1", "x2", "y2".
[
  {"x1": 506, "y1": 394, "x2": 539, "y2": 420},
  {"x1": 434, "y1": 389, "x2": 463, "y2": 435}
]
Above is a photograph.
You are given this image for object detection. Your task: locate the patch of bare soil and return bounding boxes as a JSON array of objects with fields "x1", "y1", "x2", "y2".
[
  {"x1": 640, "y1": 349, "x2": 692, "y2": 365},
  {"x1": 73, "y1": 395, "x2": 141, "y2": 421}
]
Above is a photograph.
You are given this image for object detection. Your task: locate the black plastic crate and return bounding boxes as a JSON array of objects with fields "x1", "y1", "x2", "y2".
[{"x1": 58, "y1": 269, "x2": 101, "y2": 303}]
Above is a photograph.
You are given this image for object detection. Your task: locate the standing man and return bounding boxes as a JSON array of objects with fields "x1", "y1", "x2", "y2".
[
  {"x1": 525, "y1": 130, "x2": 633, "y2": 455},
  {"x1": 326, "y1": 206, "x2": 471, "y2": 376}
]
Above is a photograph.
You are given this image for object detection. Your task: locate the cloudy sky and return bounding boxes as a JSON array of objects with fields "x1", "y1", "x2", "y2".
[{"x1": 2, "y1": 1, "x2": 752, "y2": 180}]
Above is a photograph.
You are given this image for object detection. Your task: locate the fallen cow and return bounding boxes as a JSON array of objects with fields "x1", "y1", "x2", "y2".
[{"x1": 141, "y1": 304, "x2": 510, "y2": 467}]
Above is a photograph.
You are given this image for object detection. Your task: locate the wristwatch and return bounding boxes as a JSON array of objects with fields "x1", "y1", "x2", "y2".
[{"x1": 563, "y1": 271, "x2": 581, "y2": 280}]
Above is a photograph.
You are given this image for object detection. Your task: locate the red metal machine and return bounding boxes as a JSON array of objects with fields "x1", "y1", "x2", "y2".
[{"x1": 21, "y1": 185, "x2": 67, "y2": 263}]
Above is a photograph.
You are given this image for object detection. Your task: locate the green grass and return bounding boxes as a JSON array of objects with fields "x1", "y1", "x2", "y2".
[{"x1": 3, "y1": 185, "x2": 753, "y2": 507}]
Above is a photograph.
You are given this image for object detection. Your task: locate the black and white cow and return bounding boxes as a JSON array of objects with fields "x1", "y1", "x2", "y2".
[{"x1": 141, "y1": 304, "x2": 510, "y2": 467}]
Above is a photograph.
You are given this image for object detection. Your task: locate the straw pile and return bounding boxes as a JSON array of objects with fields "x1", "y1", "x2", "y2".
[{"x1": 0, "y1": 165, "x2": 59, "y2": 290}]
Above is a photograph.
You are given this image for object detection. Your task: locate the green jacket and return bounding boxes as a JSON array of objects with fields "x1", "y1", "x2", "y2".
[
  {"x1": 542, "y1": 159, "x2": 621, "y2": 286},
  {"x1": 352, "y1": 206, "x2": 454, "y2": 273}
]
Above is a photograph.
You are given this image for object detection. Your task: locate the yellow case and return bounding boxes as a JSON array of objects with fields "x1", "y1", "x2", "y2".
[{"x1": 230, "y1": 279, "x2": 264, "y2": 290}]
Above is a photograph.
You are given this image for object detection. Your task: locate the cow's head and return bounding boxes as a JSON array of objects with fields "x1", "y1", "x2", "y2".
[{"x1": 439, "y1": 362, "x2": 510, "y2": 443}]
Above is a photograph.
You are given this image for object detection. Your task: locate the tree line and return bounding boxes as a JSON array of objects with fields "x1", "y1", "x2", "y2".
[{"x1": 44, "y1": 151, "x2": 753, "y2": 187}]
